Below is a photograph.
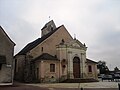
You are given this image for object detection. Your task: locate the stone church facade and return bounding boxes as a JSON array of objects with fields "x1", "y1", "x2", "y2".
[{"x1": 15, "y1": 20, "x2": 98, "y2": 83}]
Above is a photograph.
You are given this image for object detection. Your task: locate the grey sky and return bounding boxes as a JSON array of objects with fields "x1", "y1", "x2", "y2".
[{"x1": 0, "y1": 0, "x2": 120, "y2": 70}]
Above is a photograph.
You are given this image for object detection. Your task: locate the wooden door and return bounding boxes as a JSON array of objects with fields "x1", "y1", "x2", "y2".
[{"x1": 73, "y1": 57, "x2": 80, "y2": 78}]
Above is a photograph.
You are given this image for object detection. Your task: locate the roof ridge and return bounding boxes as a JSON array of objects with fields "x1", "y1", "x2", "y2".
[
  {"x1": 86, "y1": 58, "x2": 97, "y2": 63},
  {"x1": 32, "y1": 53, "x2": 58, "y2": 62},
  {"x1": 17, "y1": 25, "x2": 62, "y2": 55}
]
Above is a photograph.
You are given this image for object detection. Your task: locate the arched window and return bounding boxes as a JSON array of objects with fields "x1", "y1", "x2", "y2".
[{"x1": 50, "y1": 64, "x2": 55, "y2": 72}]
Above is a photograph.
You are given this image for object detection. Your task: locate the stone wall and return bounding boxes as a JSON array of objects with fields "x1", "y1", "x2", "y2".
[
  {"x1": 28, "y1": 25, "x2": 73, "y2": 59},
  {"x1": 34, "y1": 60, "x2": 60, "y2": 83},
  {"x1": 87, "y1": 63, "x2": 98, "y2": 79},
  {"x1": 0, "y1": 27, "x2": 15, "y2": 83}
]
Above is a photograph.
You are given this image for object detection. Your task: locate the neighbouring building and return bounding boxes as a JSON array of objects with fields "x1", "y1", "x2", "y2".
[
  {"x1": 0, "y1": 26, "x2": 15, "y2": 85},
  {"x1": 15, "y1": 20, "x2": 98, "y2": 83}
]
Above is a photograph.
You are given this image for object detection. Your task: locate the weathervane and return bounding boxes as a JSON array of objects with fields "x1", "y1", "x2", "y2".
[{"x1": 49, "y1": 16, "x2": 51, "y2": 21}]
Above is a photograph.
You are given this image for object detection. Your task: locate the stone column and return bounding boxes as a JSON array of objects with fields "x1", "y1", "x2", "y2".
[
  {"x1": 80, "y1": 53, "x2": 84, "y2": 78},
  {"x1": 67, "y1": 51, "x2": 74, "y2": 79},
  {"x1": 81, "y1": 53, "x2": 86, "y2": 78}
]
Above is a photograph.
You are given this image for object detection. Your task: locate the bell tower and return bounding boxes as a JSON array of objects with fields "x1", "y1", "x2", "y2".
[{"x1": 41, "y1": 20, "x2": 56, "y2": 37}]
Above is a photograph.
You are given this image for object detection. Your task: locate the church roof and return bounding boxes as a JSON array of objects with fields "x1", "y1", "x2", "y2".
[
  {"x1": 17, "y1": 25, "x2": 62, "y2": 55},
  {"x1": 86, "y1": 58, "x2": 97, "y2": 64},
  {"x1": 32, "y1": 53, "x2": 58, "y2": 62},
  {"x1": 0, "y1": 55, "x2": 6, "y2": 64}
]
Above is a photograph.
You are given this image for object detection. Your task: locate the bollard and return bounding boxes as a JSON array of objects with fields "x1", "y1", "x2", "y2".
[{"x1": 118, "y1": 83, "x2": 120, "y2": 90}]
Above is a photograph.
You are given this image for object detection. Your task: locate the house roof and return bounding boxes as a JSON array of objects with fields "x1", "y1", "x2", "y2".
[
  {"x1": 32, "y1": 53, "x2": 58, "y2": 62},
  {"x1": 0, "y1": 55, "x2": 6, "y2": 64},
  {"x1": 86, "y1": 58, "x2": 97, "y2": 64},
  {"x1": 17, "y1": 25, "x2": 62, "y2": 55},
  {"x1": 0, "y1": 26, "x2": 15, "y2": 45}
]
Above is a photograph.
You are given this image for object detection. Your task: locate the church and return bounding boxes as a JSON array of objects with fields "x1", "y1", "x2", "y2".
[{"x1": 15, "y1": 20, "x2": 98, "y2": 83}]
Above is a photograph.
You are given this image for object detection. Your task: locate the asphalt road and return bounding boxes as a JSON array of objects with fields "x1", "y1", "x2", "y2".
[
  {"x1": 55, "y1": 88, "x2": 118, "y2": 90},
  {"x1": 0, "y1": 85, "x2": 49, "y2": 90},
  {"x1": 0, "y1": 85, "x2": 119, "y2": 90}
]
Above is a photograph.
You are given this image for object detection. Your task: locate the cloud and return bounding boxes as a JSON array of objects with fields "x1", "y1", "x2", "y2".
[{"x1": 0, "y1": 0, "x2": 120, "y2": 70}]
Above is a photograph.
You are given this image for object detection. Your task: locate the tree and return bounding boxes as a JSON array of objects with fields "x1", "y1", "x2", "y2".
[
  {"x1": 114, "y1": 67, "x2": 119, "y2": 71},
  {"x1": 97, "y1": 61, "x2": 109, "y2": 74}
]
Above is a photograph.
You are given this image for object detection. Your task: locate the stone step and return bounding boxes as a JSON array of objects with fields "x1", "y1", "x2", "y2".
[{"x1": 61, "y1": 78, "x2": 99, "y2": 83}]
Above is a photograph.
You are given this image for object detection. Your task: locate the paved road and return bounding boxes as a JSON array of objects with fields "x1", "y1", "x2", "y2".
[
  {"x1": 0, "y1": 85, "x2": 119, "y2": 90},
  {"x1": 28, "y1": 81, "x2": 119, "y2": 88},
  {"x1": 0, "y1": 85, "x2": 118, "y2": 90},
  {"x1": 0, "y1": 85, "x2": 49, "y2": 90},
  {"x1": 55, "y1": 88, "x2": 118, "y2": 90},
  {"x1": 0, "y1": 81, "x2": 119, "y2": 90}
]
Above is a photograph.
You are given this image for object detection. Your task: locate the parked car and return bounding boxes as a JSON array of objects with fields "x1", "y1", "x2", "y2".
[
  {"x1": 98, "y1": 74, "x2": 104, "y2": 78},
  {"x1": 101, "y1": 74, "x2": 113, "y2": 81},
  {"x1": 113, "y1": 74, "x2": 120, "y2": 82}
]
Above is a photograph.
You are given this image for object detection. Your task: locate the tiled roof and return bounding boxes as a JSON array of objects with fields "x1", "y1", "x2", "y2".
[
  {"x1": 17, "y1": 25, "x2": 62, "y2": 55},
  {"x1": 0, "y1": 55, "x2": 6, "y2": 64},
  {"x1": 86, "y1": 58, "x2": 97, "y2": 64},
  {"x1": 33, "y1": 53, "x2": 58, "y2": 62}
]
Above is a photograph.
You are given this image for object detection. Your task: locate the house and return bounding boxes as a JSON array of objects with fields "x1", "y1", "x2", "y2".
[
  {"x1": 0, "y1": 26, "x2": 15, "y2": 85},
  {"x1": 15, "y1": 20, "x2": 98, "y2": 83}
]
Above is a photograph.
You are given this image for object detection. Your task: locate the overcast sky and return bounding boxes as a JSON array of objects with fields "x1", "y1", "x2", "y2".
[{"x1": 0, "y1": 0, "x2": 120, "y2": 70}]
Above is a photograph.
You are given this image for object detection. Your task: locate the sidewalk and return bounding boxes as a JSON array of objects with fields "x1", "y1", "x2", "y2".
[{"x1": 27, "y1": 81, "x2": 120, "y2": 88}]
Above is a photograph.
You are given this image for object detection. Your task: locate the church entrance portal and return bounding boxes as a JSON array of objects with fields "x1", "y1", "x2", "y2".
[{"x1": 73, "y1": 57, "x2": 80, "y2": 78}]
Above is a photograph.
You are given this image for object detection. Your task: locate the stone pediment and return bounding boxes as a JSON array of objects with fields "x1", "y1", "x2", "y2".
[
  {"x1": 72, "y1": 42, "x2": 81, "y2": 48},
  {"x1": 67, "y1": 39, "x2": 87, "y2": 50}
]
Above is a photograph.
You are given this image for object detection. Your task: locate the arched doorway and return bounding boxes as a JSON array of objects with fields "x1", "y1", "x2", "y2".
[{"x1": 73, "y1": 57, "x2": 80, "y2": 78}]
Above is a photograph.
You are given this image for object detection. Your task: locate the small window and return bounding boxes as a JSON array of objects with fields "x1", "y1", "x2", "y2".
[
  {"x1": 0, "y1": 64, "x2": 2, "y2": 70},
  {"x1": 62, "y1": 39, "x2": 64, "y2": 43},
  {"x1": 60, "y1": 39, "x2": 65, "y2": 45},
  {"x1": 88, "y1": 65, "x2": 92, "y2": 72},
  {"x1": 36, "y1": 68, "x2": 39, "y2": 79},
  {"x1": 51, "y1": 27, "x2": 53, "y2": 31},
  {"x1": 41, "y1": 47, "x2": 43, "y2": 52},
  {"x1": 50, "y1": 64, "x2": 55, "y2": 72}
]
